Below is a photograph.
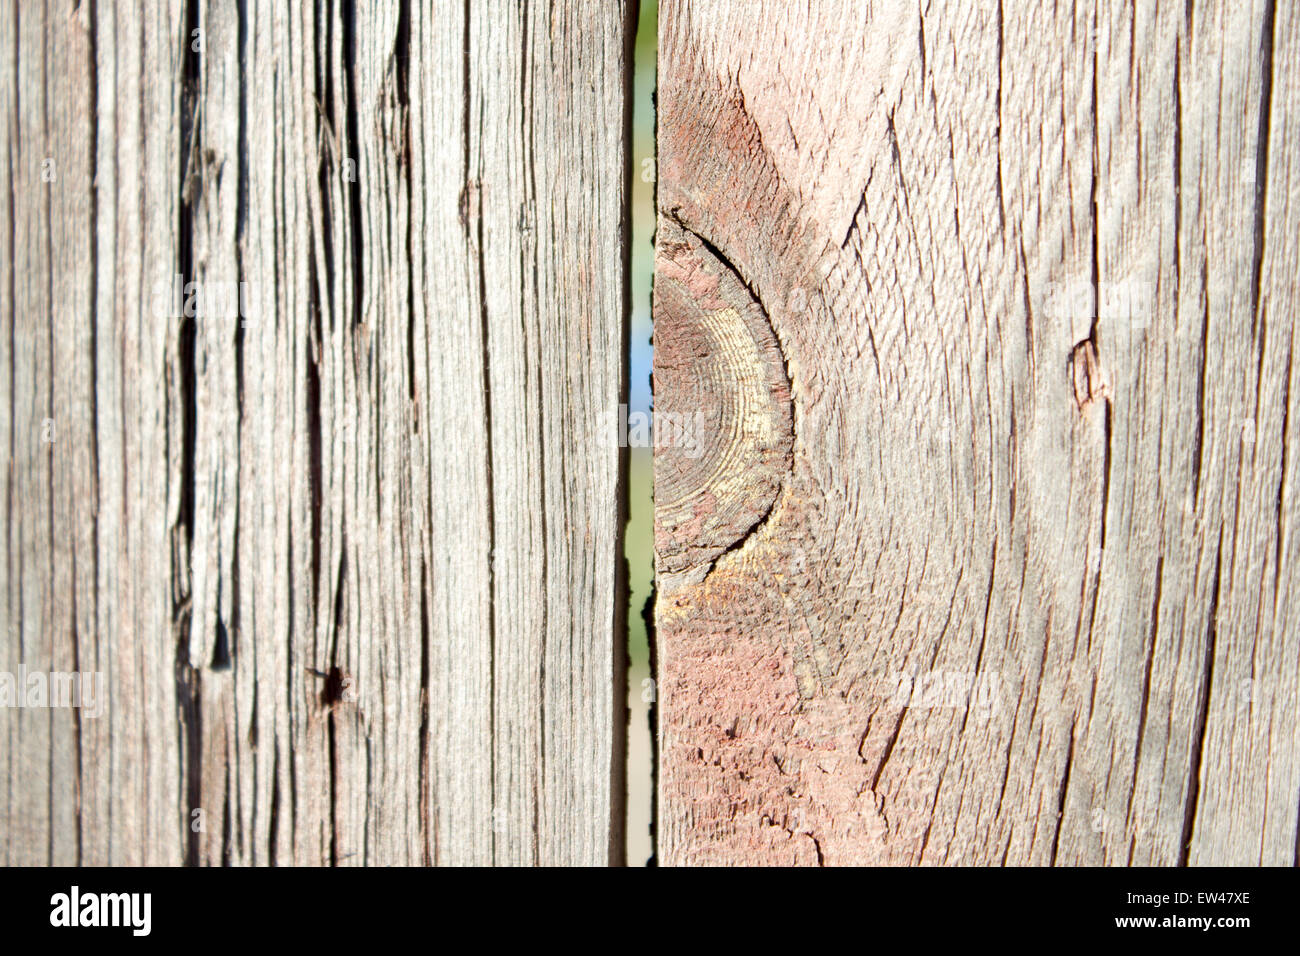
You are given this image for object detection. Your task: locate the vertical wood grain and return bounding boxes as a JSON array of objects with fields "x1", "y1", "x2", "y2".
[
  {"x1": 655, "y1": 0, "x2": 1300, "y2": 866},
  {"x1": 0, "y1": 0, "x2": 631, "y2": 867}
]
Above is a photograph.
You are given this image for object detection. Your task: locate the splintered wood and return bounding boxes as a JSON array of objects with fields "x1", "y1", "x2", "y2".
[
  {"x1": 655, "y1": 0, "x2": 1300, "y2": 865},
  {"x1": 0, "y1": 1, "x2": 630, "y2": 866}
]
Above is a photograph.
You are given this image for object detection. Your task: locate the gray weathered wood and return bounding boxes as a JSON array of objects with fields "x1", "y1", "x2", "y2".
[
  {"x1": 1, "y1": 0, "x2": 630, "y2": 866},
  {"x1": 656, "y1": 0, "x2": 1300, "y2": 865}
]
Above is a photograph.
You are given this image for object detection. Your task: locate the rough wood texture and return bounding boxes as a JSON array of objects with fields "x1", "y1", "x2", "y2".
[
  {"x1": 0, "y1": 0, "x2": 630, "y2": 866},
  {"x1": 656, "y1": 0, "x2": 1300, "y2": 865}
]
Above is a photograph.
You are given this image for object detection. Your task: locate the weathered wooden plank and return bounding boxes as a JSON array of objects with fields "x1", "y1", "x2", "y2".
[
  {"x1": 0, "y1": 0, "x2": 187, "y2": 866},
  {"x1": 655, "y1": 0, "x2": 1300, "y2": 865},
  {"x1": 1, "y1": 0, "x2": 630, "y2": 867},
  {"x1": 411, "y1": 0, "x2": 631, "y2": 866}
]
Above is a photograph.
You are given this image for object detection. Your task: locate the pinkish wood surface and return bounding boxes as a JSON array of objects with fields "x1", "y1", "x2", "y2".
[{"x1": 655, "y1": 0, "x2": 1300, "y2": 866}]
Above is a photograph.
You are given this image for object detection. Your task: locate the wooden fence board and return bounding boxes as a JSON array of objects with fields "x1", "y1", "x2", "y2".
[
  {"x1": 655, "y1": 0, "x2": 1300, "y2": 866},
  {"x1": 0, "y1": 0, "x2": 630, "y2": 867}
]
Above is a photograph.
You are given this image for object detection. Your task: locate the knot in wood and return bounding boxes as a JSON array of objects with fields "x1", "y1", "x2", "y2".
[{"x1": 653, "y1": 219, "x2": 794, "y2": 582}]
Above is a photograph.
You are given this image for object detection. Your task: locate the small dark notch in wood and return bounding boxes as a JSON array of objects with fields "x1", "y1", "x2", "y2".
[
  {"x1": 210, "y1": 618, "x2": 232, "y2": 671},
  {"x1": 310, "y1": 665, "x2": 352, "y2": 709},
  {"x1": 1068, "y1": 338, "x2": 1111, "y2": 410}
]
